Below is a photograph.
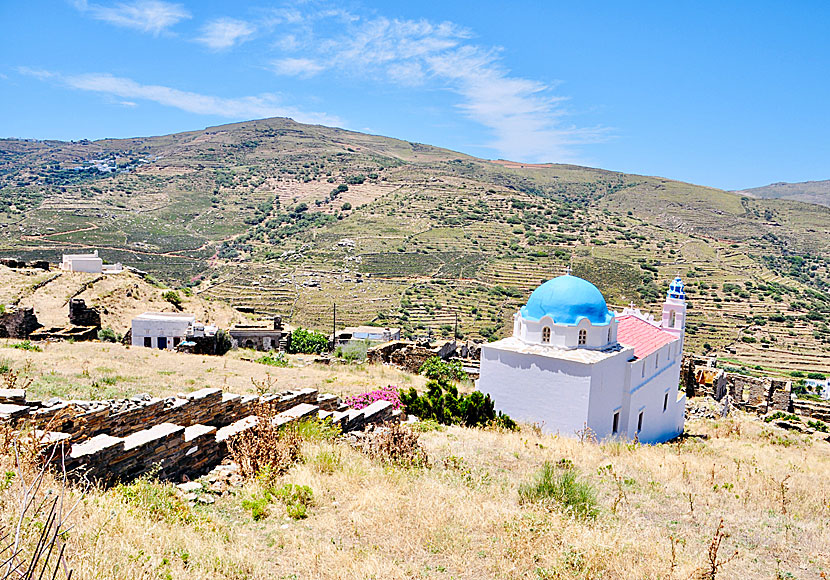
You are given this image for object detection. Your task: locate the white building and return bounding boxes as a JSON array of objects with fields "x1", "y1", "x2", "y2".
[
  {"x1": 60, "y1": 250, "x2": 123, "y2": 273},
  {"x1": 131, "y1": 312, "x2": 216, "y2": 350},
  {"x1": 805, "y1": 378, "x2": 830, "y2": 400},
  {"x1": 477, "y1": 274, "x2": 687, "y2": 444},
  {"x1": 334, "y1": 326, "x2": 401, "y2": 346}
]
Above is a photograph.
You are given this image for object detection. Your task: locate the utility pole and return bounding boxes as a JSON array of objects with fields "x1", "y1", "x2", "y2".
[{"x1": 332, "y1": 303, "x2": 337, "y2": 351}]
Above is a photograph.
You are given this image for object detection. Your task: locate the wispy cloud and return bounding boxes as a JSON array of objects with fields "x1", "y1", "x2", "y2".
[
  {"x1": 20, "y1": 68, "x2": 341, "y2": 126},
  {"x1": 196, "y1": 18, "x2": 255, "y2": 51},
  {"x1": 270, "y1": 57, "x2": 325, "y2": 78},
  {"x1": 273, "y1": 13, "x2": 606, "y2": 162},
  {"x1": 73, "y1": 0, "x2": 190, "y2": 35}
]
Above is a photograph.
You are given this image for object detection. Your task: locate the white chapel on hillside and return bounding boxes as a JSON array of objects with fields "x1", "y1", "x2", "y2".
[{"x1": 477, "y1": 274, "x2": 687, "y2": 443}]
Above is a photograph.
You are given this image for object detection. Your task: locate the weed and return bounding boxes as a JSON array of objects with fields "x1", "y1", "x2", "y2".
[
  {"x1": 363, "y1": 423, "x2": 429, "y2": 467},
  {"x1": 115, "y1": 476, "x2": 207, "y2": 527},
  {"x1": 519, "y1": 462, "x2": 599, "y2": 520},
  {"x1": 255, "y1": 352, "x2": 290, "y2": 368},
  {"x1": 7, "y1": 340, "x2": 42, "y2": 352}
]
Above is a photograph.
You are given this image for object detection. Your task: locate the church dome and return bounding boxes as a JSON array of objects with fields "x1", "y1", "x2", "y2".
[{"x1": 520, "y1": 274, "x2": 613, "y2": 326}]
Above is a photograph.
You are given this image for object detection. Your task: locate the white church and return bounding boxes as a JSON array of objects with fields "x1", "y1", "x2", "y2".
[{"x1": 477, "y1": 273, "x2": 687, "y2": 443}]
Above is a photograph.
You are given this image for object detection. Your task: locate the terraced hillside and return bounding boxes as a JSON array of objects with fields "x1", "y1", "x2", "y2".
[{"x1": 1, "y1": 118, "x2": 829, "y2": 374}]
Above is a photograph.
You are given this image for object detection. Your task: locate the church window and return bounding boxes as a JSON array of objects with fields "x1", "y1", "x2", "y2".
[
  {"x1": 542, "y1": 327, "x2": 551, "y2": 343},
  {"x1": 669, "y1": 310, "x2": 676, "y2": 327},
  {"x1": 663, "y1": 392, "x2": 669, "y2": 412},
  {"x1": 641, "y1": 361, "x2": 646, "y2": 378},
  {"x1": 637, "y1": 411, "x2": 644, "y2": 432},
  {"x1": 656, "y1": 353, "x2": 659, "y2": 368},
  {"x1": 607, "y1": 327, "x2": 612, "y2": 343},
  {"x1": 578, "y1": 329, "x2": 587, "y2": 345},
  {"x1": 612, "y1": 411, "x2": 620, "y2": 434}
]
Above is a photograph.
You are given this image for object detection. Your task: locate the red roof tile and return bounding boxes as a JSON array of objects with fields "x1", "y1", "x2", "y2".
[{"x1": 615, "y1": 315, "x2": 677, "y2": 359}]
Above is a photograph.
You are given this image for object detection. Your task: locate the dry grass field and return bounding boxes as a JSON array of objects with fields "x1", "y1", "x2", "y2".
[{"x1": 0, "y1": 342, "x2": 828, "y2": 580}]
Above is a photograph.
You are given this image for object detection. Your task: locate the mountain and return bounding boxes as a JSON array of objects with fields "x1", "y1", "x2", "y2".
[
  {"x1": 735, "y1": 180, "x2": 830, "y2": 207},
  {"x1": 0, "y1": 117, "x2": 828, "y2": 371}
]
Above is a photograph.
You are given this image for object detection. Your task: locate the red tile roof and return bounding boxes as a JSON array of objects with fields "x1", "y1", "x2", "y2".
[{"x1": 615, "y1": 315, "x2": 677, "y2": 359}]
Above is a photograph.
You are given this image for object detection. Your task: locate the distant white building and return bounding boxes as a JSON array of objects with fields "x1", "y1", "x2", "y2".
[
  {"x1": 805, "y1": 378, "x2": 830, "y2": 400},
  {"x1": 477, "y1": 274, "x2": 687, "y2": 444},
  {"x1": 60, "y1": 250, "x2": 122, "y2": 274},
  {"x1": 131, "y1": 312, "x2": 216, "y2": 350},
  {"x1": 334, "y1": 326, "x2": 401, "y2": 346}
]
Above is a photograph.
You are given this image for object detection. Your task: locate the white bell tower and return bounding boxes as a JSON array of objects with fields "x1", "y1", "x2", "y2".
[{"x1": 661, "y1": 277, "x2": 686, "y2": 341}]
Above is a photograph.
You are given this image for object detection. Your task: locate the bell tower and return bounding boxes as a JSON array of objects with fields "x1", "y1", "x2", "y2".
[{"x1": 661, "y1": 277, "x2": 686, "y2": 341}]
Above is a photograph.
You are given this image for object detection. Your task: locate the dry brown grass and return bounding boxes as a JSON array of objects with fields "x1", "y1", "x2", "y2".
[{"x1": 0, "y1": 345, "x2": 828, "y2": 579}]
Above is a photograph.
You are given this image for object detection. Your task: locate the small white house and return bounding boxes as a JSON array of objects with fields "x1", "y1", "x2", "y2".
[
  {"x1": 60, "y1": 250, "x2": 123, "y2": 274},
  {"x1": 805, "y1": 378, "x2": 830, "y2": 400},
  {"x1": 131, "y1": 312, "x2": 196, "y2": 350},
  {"x1": 334, "y1": 326, "x2": 401, "y2": 346},
  {"x1": 477, "y1": 274, "x2": 687, "y2": 444}
]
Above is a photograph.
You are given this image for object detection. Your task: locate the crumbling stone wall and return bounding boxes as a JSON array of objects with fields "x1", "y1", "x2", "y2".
[
  {"x1": 0, "y1": 307, "x2": 42, "y2": 338},
  {"x1": 69, "y1": 298, "x2": 101, "y2": 328},
  {"x1": 6, "y1": 386, "x2": 398, "y2": 486},
  {"x1": 368, "y1": 340, "x2": 457, "y2": 373}
]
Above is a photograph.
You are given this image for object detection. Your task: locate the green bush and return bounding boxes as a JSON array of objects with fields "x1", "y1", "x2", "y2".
[
  {"x1": 335, "y1": 340, "x2": 369, "y2": 362},
  {"x1": 419, "y1": 357, "x2": 467, "y2": 382},
  {"x1": 97, "y1": 327, "x2": 120, "y2": 343},
  {"x1": 244, "y1": 483, "x2": 314, "y2": 521},
  {"x1": 215, "y1": 329, "x2": 233, "y2": 355},
  {"x1": 400, "y1": 378, "x2": 516, "y2": 430},
  {"x1": 116, "y1": 476, "x2": 205, "y2": 526},
  {"x1": 807, "y1": 372, "x2": 827, "y2": 380},
  {"x1": 287, "y1": 328, "x2": 329, "y2": 354},
  {"x1": 8, "y1": 340, "x2": 41, "y2": 352},
  {"x1": 162, "y1": 290, "x2": 182, "y2": 307},
  {"x1": 519, "y1": 462, "x2": 599, "y2": 520},
  {"x1": 255, "y1": 351, "x2": 290, "y2": 367}
]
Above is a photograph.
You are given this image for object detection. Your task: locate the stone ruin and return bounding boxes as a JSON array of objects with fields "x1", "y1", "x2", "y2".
[
  {"x1": 0, "y1": 258, "x2": 49, "y2": 271},
  {"x1": 682, "y1": 355, "x2": 830, "y2": 424},
  {"x1": 367, "y1": 340, "x2": 459, "y2": 374},
  {"x1": 0, "y1": 386, "x2": 401, "y2": 487},
  {"x1": 0, "y1": 307, "x2": 42, "y2": 338},
  {"x1": 29, "y1": 298, "x2": 100, "y2": 342}
]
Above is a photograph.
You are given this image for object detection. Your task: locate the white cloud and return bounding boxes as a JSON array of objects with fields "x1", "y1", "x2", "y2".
[
  {"x1": 21, "y1": 68, "x2": 341, "y2": 125},
  {"x1": 273, "y1": 13, "x2": 605, "y2": 162},
  {"x1": 73, "y1": 0, "x2": 190, "y2": 35},
  {"x1": 196, "y1": 18, "x2": 255, "y2": 51},
  {"x1": 270, "y1": 58, "x2": 325, "y2": 78},
  {"x1": 16, "y1": 66, "x2": 56, "y2": 80}
]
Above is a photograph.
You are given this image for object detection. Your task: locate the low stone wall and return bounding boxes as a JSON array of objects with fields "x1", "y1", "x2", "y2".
[{"x1": 7, "y1": 387, "x2": 400, "y2": 486}]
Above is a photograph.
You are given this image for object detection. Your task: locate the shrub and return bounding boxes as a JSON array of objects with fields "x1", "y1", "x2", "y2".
[
  {"x1": 287, "y1": 328, "x2": 329, "y2": 354},
  {"x1": 419, "y1": 357, "x2": 468, "y2": 382},
  {"x1": 243, "y1": 483, "x2": 314, "y2": 521},
  {"x1": 344, "y1": 385, "x2": 402, "y2": 410},
  {"x1": 519, "y1": 461, "x2": 599, "y2": 520},
  {"x1": 363, "y1": 423, "x2": 429, "y2": 467},
  {"x1": 97, "y1": 327, "x2": 119, "y2": 342},
  {"x1": 227, "y1": 405, "x2": 304, "y2": 479},
  {"x1": 341, "y1": 202, "x2": 352, "y2": 211},
  {"x1": 807, "y1": 372, "x2": 827, "y2": 380},
  {"x1": 335, "y1": 339, "x2": 369, "y2": 362},
  {"x1": 400, "y1": 379, "x2": 515, "y2": 429},
  {"x1": 255, "y1": 351, "x2": 290, "y2": 367},
  {"x1": 215, "y1": 328, "x2": 233, "y2": 355},
  {"x1": 162, "y1": 290, "x2": 182, "y2": 307}
]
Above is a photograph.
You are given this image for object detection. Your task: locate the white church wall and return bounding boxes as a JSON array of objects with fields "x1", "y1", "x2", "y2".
[
  {"x1": 625, "y1": 342, "x2": 685, "y2": 443},
  {"x1": 584, "y1": 351, "x2": 631, "y2": 440},
  {"x1": 519, "y1": 316, "x2": 617, "y2": 349},
  {"x1": 479, "y1": 345, "x2": 592, "y2": 436}
]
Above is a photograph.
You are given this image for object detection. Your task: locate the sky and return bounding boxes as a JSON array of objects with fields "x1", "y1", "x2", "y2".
[{"x1": 1, "y1": 1, "x2": 828, "y2": 191}]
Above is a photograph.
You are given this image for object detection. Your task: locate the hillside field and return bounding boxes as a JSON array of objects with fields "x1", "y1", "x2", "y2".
[{"x1": 0, "y1": 341, "x2": 828, "y2": 579}]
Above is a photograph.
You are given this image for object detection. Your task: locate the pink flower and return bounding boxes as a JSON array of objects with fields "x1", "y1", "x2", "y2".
[{"x1": 344, "y1": 386, "x2": 403, "y2": 410}]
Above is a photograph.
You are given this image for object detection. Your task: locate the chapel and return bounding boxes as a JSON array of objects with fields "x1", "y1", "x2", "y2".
[{"x1": 477, "y1": 273, "x2": 687, "y2": 443}]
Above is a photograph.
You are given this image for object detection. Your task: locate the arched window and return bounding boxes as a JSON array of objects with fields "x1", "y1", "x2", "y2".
[
  {"x1": 578, "y1": 329, "x2": 587, "y2": 346},
  {"x1": 669, "y1": 311, "x2": 676, "y2": 328},
  {"x1": 542, "y1": 326, "x2": 551, "y2": 343}
]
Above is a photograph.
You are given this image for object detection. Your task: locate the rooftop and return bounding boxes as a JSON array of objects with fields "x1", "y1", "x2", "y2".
[
  {"x1": 134, "y1": 312, "x2": 196, "y2": 322},
  {"x1": 615, "y1": 315, "x2": 677, "y2": 359},
  {"x1": 485, "y1": 336, "x2": 629, "y2": 364}
]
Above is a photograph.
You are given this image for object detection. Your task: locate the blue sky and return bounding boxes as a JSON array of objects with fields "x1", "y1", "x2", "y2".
[{"x1": 1, "y1": 1, "x2": 828, "y2": 190}]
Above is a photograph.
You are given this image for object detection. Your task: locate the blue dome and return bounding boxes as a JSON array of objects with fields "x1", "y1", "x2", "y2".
[{"x1": 520, "y1": 274, "x2": 613, "y2": 326}]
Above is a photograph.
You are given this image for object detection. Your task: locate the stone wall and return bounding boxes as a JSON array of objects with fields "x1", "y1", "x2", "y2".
[
  {"x1": 368, "y1": 340, "x2": 457, "y2": 373},
  {"x1": 6, "y1": 387, "x2": 399, "y2": 487},
  {"x1": 0, "y1": 307, "x2": 42, "y2": 338},
  {"x1": 69, "y1": 298, "x2": 101, "y2": 328}
]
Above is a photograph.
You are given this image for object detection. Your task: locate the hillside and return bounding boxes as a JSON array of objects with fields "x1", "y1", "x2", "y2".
[
  {"x1": 736, "y1": 179, "x2": 830, "y2": 207},
  {"x1": 0, "y1": 266, "x2": 244, "y2": 335},
  {"x1": 0, "y1": 343, "x2": 828, "y2": 579},
  {"x1": 1, "y1": 118, "x2": 829, "y2": 372}
]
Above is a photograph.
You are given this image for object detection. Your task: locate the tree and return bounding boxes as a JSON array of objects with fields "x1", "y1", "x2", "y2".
[{"x1": 287, "y1": 328, "x2": 329, "y2": 354}]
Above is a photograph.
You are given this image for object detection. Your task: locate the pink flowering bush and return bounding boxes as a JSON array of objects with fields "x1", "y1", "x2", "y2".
[{"x1": 344, "y1": 385, "x2": 403, "y2": 410}]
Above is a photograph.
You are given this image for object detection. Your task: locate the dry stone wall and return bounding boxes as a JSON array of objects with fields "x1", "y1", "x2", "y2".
[{"x1": 4, "y1": 387, "x2": 400, "y2": 486}]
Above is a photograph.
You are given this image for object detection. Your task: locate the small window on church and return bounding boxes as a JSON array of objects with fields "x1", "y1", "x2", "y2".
[
  {"x1": 542, "y1": 327, "x2": 551, "y2": 343},
  {"x1": 637, "y1": 411, "x2": 644, "y2": 432},
  {"x1": 641, "y1": 361, "x2": 646, "y2": 377},
  {"x1": 656, "y1": 353, "x2": 659, "y2": 368},
  {"x1": 670, "y1": 311, "x2": 676, "y2": 328},
  {"x1": 663, "y1": 392, "x2": 669, "y2": 412},
  {"x1": 612, "y1": 411, "x2": 620, "y2": 434},
  {"x1": 607, "y1": 327, "x2": 612, "y2": 343},
  {"x1": 578, "y1": 329, "x2": 587, "y2": 345}
]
